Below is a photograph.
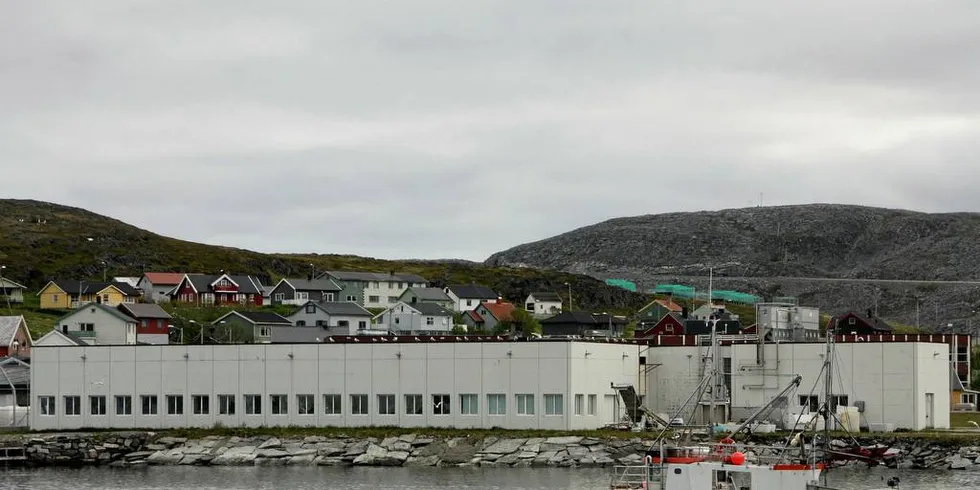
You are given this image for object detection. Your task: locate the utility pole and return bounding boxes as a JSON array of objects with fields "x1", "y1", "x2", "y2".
[
  {"x1": 564, "y1": 282, "x2": 572, "y2": 311},
  {"x1": 916, "y1": 299, "x2": 920, "y2": 330}
]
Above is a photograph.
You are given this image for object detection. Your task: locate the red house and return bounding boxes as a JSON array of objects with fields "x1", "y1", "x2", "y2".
[
  {"x1": 636, "y1": 312, "x2": 686, "y2": 338},
  {"x1": 169, "y1": 273, "x2": 265, "y2": 306},
  {"x1": 828, "y1": 311, "x2": 893, "y2": 335},
  {"x1": 119, "y1": 303, "x2": 173, "y2": 344},
  {"x1": 0, "y1": 316, "x2": 32, "y2": 358}
]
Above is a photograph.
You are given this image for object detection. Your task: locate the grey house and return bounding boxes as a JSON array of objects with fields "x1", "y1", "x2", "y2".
[
  {"x1": 0, "y1": 278, "x2": 26, "y2": 304},
  {"x1": 317, "y1": 271, "x2": 427, "y2": 309},
  {"x1": 286, "y1": 301, "x2": 374, "y2": 335},
  {"x1": 269, "y1": 277, "x2": 343, "y2": 305},
  {"x1": 211, "y1": 311, "x2": 292, "y2": 343},
  {"x1": 397, "y1": 287, "x2": 454, "y2": 309},
  {"x1": 376, "y1": 301, "x2": 456, "y2": 334}
]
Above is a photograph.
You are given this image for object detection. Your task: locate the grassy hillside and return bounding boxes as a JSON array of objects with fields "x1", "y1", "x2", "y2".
[{"x1": 0, "y1": 200, "x2": 648, "y2": 321}]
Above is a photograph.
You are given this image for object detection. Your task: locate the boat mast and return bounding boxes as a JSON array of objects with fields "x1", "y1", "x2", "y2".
[
  {"x1": 707, "y1": 267, "x2": 715, "y2": 428},
  {"x1": 822, "y1": 330, "x2": 834, "y2": 458}
]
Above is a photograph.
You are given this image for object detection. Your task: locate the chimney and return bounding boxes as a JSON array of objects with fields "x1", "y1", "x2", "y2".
[
  {"x1": 866, "y1": 308, "x2": 873, "y2": 319},
  {"x1": 496, "y1": 297, "x2": 502, "y2": 304},
  {"x1": 681, "y1": 306, "x2": 688, "y2": 319}
]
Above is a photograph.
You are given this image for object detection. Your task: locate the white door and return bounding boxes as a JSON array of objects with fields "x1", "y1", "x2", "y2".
[
  {"x1": 925, "y1": 393, "x2": 934, "y2": 429},
  {"x1": 604, "y1": 394, "x2": 620, "y2": 425}
]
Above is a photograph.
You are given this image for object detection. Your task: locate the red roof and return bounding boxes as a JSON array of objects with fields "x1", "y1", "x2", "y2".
[
  {"x1": 655, "y1": 299, "x2": 683, "y2": 312},
  {"x1": 480, "y1": 301, "x2": 516, "y2": 322},
  {"x1": 465, "y1": 310, "x2": 484, "y2": 323},
  {"x1": 143, "y1": 272, "x2": 186, "y2": 285}
]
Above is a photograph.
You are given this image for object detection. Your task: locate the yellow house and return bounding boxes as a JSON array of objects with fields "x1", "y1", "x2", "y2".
[{"x1": 38, "y1": 281, "x2": 141, "y2": 309}]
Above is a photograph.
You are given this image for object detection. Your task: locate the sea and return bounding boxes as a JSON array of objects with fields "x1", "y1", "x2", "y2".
[{"x1": 0, "y1": 466, "x2": 975, "y2": 489}]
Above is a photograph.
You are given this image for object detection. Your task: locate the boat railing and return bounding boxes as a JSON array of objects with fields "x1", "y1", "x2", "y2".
[
  {"x1": 610, "y1": 464, "x2": 663, "y2": 490},
  {"x1": 657, "y1": 442, "x2": 807, "y2": 466}
]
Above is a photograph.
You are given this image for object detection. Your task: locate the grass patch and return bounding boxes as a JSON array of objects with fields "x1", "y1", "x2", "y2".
[{"x1": 949, "y1": 411, "x2": 980, "y2": 428}]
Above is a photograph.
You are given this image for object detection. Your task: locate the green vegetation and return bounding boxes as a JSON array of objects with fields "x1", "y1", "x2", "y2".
[
  {"x1": 3, "y1": 294, "x2": 63, "y2": 339},
  {"x1": 494, "y1": 308, "x2": 542, "y2": 336},
  {"x1": 949, "y1": 411, "x2": 980, "y2": 429},
  {"x1": 0, "y1": 199, "x2": 647, "y2": 324}
]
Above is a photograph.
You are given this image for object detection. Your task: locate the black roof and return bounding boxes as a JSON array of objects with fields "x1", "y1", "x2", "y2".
[
  {"x1": 405, "y1": 302, "x2": 454, "y2": 316},
  {"x1": 219, "y1": 311, "x2": 292, "y2": 325},
  {"x1": 684, "y1": 319, "x2": 742, "y2": 335},
  {"x1": 53, "y1": 280, "x2": 140, "y2": 296},
  {"x1": 446, "y1": 284, "x2": 498, "y2": 300},
  {"x1": 529, "y1": 292, "x2": 562, "y2": 302},
  {"x1": 181, "y1": 274, "x2": 263, "y2": 294}
]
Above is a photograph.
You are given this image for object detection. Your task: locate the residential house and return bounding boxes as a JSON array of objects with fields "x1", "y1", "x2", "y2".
[
  {"x1": 318, "y1": 271, "x2": 428, "y2": 309},
  {"x1": 285, "y1": 301, "x2": 374, "y2": 335},
  {"x1": 118, "y1": 303, "x2": 172, "y2": 345},
  {"x1": 463, "y1": 299, "x2": 516, "y2": 332},
  {"x1": 376, "y1": 302, "x2": 455, "y2": 334},
  {"x1": 540, "y1": 311, "x2": 628, "y2": 337},
  {"x1": 636, "y1": 312, "x2": 686, "y2": 337},
  {"x1": 53, "y1": 303, "x2": 137, "y2": 345},
  {"x1": 0, "y1": 357, "x2": 30, "y2": 410},
  {"x1": 829, "y1": 311, "x2": 893, "y2": 335},
  {"x1": 113, "y1": 276, "x2": 140, "y2": 289},
  {"x1": 260, "y1": 284, "x2": 275, "y2": 306},
  {"x1": 0, "y1": 316, "x2": 32, "y2": 358},
  {"x1": 636, "y1": 298, "x2": 684, "y2": 327},
  {"x1": 0, "y1": 278, "x2": 26, "y2": 304},
  {"x1": 755, "y1": 303, "x2": 821, "y2": 341},
  {"x1": 269, "y1": 277, "x2": 342, "y2": 305},
  {"x1": 691, "y1": 303, "x2": 737, "y2": 321},
  {"x1": 34, "y1": 329, "x2": 88, "y2": 346},
  {"x1": 211, "y1": 311, "x2": 292, "y2": 343},
  {"x1": 137, "y1": 272, "x2": 186, "y2": 303},
  {"x1": 397, "y1": 287, "x2": 454, "y2": 310},
  {"x1": 524, "y1": 292, "x2": 563, "y2": 316},
  {"x1": 169, "y1": 273, "x2": 266, "y2": 306},
  {"x1": 443, "y1": 284, "x2": 498, "y2": 312},
  {"x1": 38, "y1": 280, "x2": 141, "y2": 309}
]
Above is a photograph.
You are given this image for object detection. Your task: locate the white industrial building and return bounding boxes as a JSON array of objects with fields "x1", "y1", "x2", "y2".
[
  {"x1": 29, "y1": 340, "x2": 639, "y2": 431},
  {"x1": 642, "y1": 341, "x2": 951, "y2": 431}
]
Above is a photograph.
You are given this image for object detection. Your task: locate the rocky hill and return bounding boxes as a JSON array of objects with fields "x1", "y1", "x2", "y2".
[
  {"x1": 486, "y1": 204, "x2": 980, "y2": 328},
  {"x1": 0, "y1": 199, "x2": 646, "y2": 312}
]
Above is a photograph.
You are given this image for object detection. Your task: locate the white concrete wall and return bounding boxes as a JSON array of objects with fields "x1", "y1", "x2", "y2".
[
  {"x1": 643, "y1": 342, "x2": 951, "y2": 431},
  {"x1": 29, "y1": 341, "x2": 639, "y2": 431}
]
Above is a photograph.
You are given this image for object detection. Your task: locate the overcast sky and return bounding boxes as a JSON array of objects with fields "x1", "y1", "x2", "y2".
[{"x1": 2, "y1": 1, "x2": 979, "y2": 261}]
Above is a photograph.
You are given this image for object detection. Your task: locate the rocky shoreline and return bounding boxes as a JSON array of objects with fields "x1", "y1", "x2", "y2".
[{"x1": 9, "y1": 432, "x2": 980, "y2": 470}]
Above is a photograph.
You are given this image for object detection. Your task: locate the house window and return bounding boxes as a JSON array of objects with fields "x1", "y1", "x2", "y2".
[
  {"x1": 297, "y1": 394, "x2": 314, "y2": 415},
  {"x1": 217, "y1": 278, "x2": 231, "y2": 287},
  {"x1": 338, "y1": 320, "x2": 349, "y2": 329},
  {"x1": 847, "y1": 317, "x2": 856, "y2": 325},
  {"x1": 326, "y1": 293, "x2": 334, "y2": 301},
  {"x1": 346, "y1": 295, "x2": 356, "y2": 302},
  {"x1": 516, "y1": 394, "x2": 535, "y2": 415},
  {"x1": 167, "y1": 395, "x2": 184, "y2": 415},
  {"x1": 53, "y1": 294, "x2": 59, "y2": 303},
  {"x1": 544, "y1": 394, "x2": 563, "y2": 416},
  {"x1": 460, "y1": 394, "x2": 478, "y2": 415},
  {"x1": 296, "y1": 292, "x2": 308, "y2": 300},
  {"x1": 432, "y1": 394, "x2": 450, "y2": 415},
  {"x1": 588, "y1": 395, "x2": 597, "y2": 415},
  {"x1": 388, "y1": 296, "x2": 398, "y2": 303},
  {"x1": 115, "y1": 395, "x2": 132, "y2": 415},
  {"x1": 466, "y1": 299, "x2": 472, "y2": 307},
  {"x1": 39, "y1": 396, "x2": 56, "y2": 415},
  {"x1": 405, "y1": 394, "x2": 423, "y2": 415},
  {"x1": 351, "y1": 394, "x2": 368, "y2": 415},
  {"x1": 378, "y1": 394, "x2": 395, "y2": 415},
  {"x1": 259, "y1": 327, "x2": 269, "y2": 337},
  {"x1": 426, "y1": 317, "x2": 434, "y2": 325},
  {"x1": 270, "y1": 394, "x2": 288, "y2": 415},
  {"x1": 388, "y1": 282, "x2": 394, "y2": 289},
  {"x1": 575, "y1": 394, "x2": 584, "y2": 415},
  {"x1": 192, "y1": 395, "x2": 209, "y2": 415},
  {"x1": 368, "y1": 295, "x2": 380, "y2": 303},
  {"x1": 218, "y1": 395, "x2": 235, "y2": 415},
  {"x1": 80, "y1": 323, "x2": 94, "y2": 332},
  {"x1": 358, "y1": 321, "x2": 367, "y2": 330},
  {"x1": 323, "y1": 394, "x2": 341, "y2": 415},
  {"x1": 141, "y1": 395, "x2": 158, "y2": 415},
  {"x1": 244, "y1": 395, "x2": 262, "y2": 414},
  {"x1": 102, "y1": 294, "x2": 109, "y2": 304},
  {"x1": 296, "y1": 321, "x2": 306, "y2": 327},
  {"x1": 64, "y1": 396, "x2": 81, "y2": 416},
  {"x1": 274, "y1": 293, "x2": 285, "y2": 302},
  {"x1": 799, "y1": 395, "x2": 819, "y2": 412},
  {"x1": 90, "y1": 396, "x2": 106, "y2": 416},
  {"x1": 315, "y1": 320, "x2": 325, "y2": 327},
  {"x1": 830, "y1": 394, "x2": 849, "y2": 410},
  {"x1": 397, "y1": 282, "x2": 403, "y2": 289},
  {"x1": 487, "y1": 394, "x2": 506, "y2": 415},
  {"x1": 305, "y1": 304, "x2": 316, "y2": 314},
  {"x1": 141, "y1": 320, "x2": 148, "y2": 328},
  {"x1": 124, "y1": 296, "x2": 135, "y2": 304}
]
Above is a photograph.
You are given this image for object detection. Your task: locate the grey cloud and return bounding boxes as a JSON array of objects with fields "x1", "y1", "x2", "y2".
[{"x1": 2, "y1": 0, "x2": 979, "y2": 261}]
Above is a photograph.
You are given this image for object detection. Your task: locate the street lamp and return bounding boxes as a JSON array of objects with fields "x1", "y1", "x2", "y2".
[
  {"x1": 310, "y1": 263, "x2": 315, "y2": 279},
  {"x1": 564, "y1": 282, "x2": 572, "y2": 311},
  {"x1": 101, "y1": 261, "x2": 107, "y2": 282}
]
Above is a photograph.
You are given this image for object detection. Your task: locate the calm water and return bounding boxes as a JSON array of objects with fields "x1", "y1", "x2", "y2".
[{"x1": 0, "y1": 466, "x2": 975, "y2": 489}]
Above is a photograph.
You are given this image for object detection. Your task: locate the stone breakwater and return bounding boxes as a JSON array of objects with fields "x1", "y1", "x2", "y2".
[{"x1": 12, "y1": 432, "x2": 980, "y2": 470}]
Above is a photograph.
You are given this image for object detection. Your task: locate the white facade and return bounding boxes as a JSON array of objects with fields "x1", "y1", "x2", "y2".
[
  {"x1": 376, "y1": 302, "x2": 453, "y2": 333},
  {"x1": 756, "y1": 304, "x2": 820, "y2": 341},
  {"x1": 361, "y1": 281, "x2": 426, "y2": 309},
  {"x1": 286, "y1": 307, "x2": 370, "y2": 335},
  {"x1": 29, "y1": 341, "x2": 639, "y2": 431},
  {"x1": 525, "y1": 294, "x2": 563, "y2": 316},
  {"x1": 138, "y1": 333, "x2": 170, "y2": 345},
  {"x1": 443, "y1": 290, "x2": 494, "y2": 312},
  {"x1": 55, "y1": 305, "x2": 137, "y2": 346},
  {"x1": 643, "y1": 342, "x2": 951, "y2": 431},
  {"x1": 136, "y1": 277, "x2": 174, "y2": 303}
]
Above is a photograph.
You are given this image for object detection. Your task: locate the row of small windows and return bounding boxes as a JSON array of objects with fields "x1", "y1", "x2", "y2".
[{"x1": 39, "y1": 393, "x2": 601, "y2": 417}]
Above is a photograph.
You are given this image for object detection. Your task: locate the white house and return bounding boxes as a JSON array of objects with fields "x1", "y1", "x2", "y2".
[
  {"x1": 286, "y1": 301, "x2": 374, "y2": 335},
  {"x1": 28, "y1": 340, "x2": 639, "y2": 431},
  {"x1": 642, "y1": 340, "x2": 951, "y2": 431},
  {"x1": 443, "y1": 284, "x2": 498, "y2": 312},
  {"x1": 524, "y1": 292, "x2": 563, "y2": 316},
  {"x1": 52, "y1": 303, "x2": 137, "y2": 346},
  {"x1": 376, "y1": 302, "x2": 456, "y2": 334}
]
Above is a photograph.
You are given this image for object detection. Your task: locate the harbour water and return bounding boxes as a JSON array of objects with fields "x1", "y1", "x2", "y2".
[{"x1": 0, "y1": 466, "x2": 976, "y2": 489}]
